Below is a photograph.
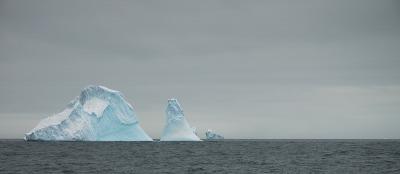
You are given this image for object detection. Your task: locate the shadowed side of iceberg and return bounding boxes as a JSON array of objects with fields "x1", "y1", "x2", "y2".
[
  {"x1": 25, "y1": 85, "x2": 153, "y2": 141},
  {"x1": 160, "y1": 99, "x2": 201, "y2": 141}
]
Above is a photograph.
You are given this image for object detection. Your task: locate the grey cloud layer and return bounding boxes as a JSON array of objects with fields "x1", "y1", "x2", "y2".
[{"x1": 1, "y1": 0, "x2": 400, "y2": 138}]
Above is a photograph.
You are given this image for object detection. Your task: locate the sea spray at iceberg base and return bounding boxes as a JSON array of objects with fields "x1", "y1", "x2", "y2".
[
  {"x1": 160, "y1": 99, "x2": 201, "y2": 141},
  {"x1": 25, "y1": 85, "x2": 153, "y2": 141}
]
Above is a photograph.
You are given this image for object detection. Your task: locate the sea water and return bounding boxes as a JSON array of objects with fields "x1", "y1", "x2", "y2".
[{"x1": 1, "y1": 139, "x2": 400, "y2": 173}]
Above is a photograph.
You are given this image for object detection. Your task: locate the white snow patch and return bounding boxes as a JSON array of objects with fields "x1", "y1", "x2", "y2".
[
  {"x1": 32, "y1": 107, "x2": 73, "y2": 132},
  {"x1": 83, "y1": 97, "x2": 109, "y2": 117}
]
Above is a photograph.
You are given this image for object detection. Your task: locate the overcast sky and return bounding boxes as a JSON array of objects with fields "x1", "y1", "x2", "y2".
[{"x1": 1, "y1": 0, "x2": 400, "y2": 139}]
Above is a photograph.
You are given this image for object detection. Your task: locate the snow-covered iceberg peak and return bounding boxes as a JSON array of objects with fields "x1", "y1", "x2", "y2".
[
  {"x1": 160, "y1": 99, "x2": 201, "y2": 141},
  {"x1": 25, "y1": 85, "x2": 153, "y2": 141}
]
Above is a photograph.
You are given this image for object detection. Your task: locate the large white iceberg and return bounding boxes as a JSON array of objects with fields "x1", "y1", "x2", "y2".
[
  {"x1": 160, "y1": 99, "x2": 201, "y2": 141},
  {"x1": 25, "y1": 85, "x2": 153, "y2": 141},
  {"x1": 205, "y1": 129, "x2": 224, "y2": 140}
]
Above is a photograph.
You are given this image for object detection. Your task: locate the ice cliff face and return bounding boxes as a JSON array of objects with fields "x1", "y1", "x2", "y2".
[
  {"x1": 160, "y1": 99, "x2": 201, "y2": 141},
  {"x1": 25, "y1": 85, "x2": 153, "y2": 141},
  {"x1": 205, "y1": 129, "x2": 224, "y2": 140}
]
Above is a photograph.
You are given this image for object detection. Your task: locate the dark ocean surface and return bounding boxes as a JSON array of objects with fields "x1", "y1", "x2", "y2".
[{"x1": 1, "y1": 139, "x2": 400, "y2": 174}]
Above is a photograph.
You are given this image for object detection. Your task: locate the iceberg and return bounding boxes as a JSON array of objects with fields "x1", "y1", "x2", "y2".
[
  {"x1": 25, "y1": 85, "x2": 153, "y2": 141},
  {"x1": 205, "y1": 129, "x2": 224, "y2": 140},
  {"x1": 160, "y1": 99, "x2": 201, "y2": 141}
]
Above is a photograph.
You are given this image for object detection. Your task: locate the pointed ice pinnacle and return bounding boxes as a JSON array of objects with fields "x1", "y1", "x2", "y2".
[
  {"x1": 25, "y1": 85, "x2": 153, "y2": 141},
  {"x1": 160, "y1": 99, "x2": 201, "y2": 141}
]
